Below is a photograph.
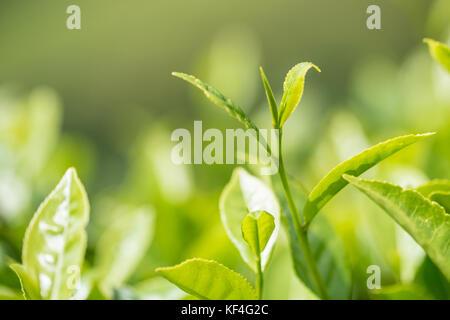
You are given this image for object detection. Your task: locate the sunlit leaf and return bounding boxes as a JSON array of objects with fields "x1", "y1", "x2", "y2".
[
  {"x1": 172, "y1": 72, "x2": 258, "y2": 130},
  {"x1": 14, "y1": 168, "x2": 89, "y2": 299},
  {"x1": 220, "y1": 168, "x2": 280, "y2": 271},
  {"x1": 424, "y1": 38, "x2": 450, "y2": 73},
  {"x1": 156, "y1": 258, "x2": 257, "y2": 300},
  {"x1": 241, "y1": 210, "x2": 275, "y2": 257},
  {"x1": 303, "y1": 133, "x2": 434, "y2": 227},
  {"x1": 259, "y1": 67, "x2": 279, "y2": 128},
  {"x1": 94, "y1": 206, "x2": 154, "y2": 296},
  {"x1": 344, "y1": 175, "x2": 450, "y2": 280},
  {"x1": 278, "y1": 62, "x2": 320, "y2": 127},
  {"x1": 416, "y1": 179, "x2": 450, "y2": 198}
]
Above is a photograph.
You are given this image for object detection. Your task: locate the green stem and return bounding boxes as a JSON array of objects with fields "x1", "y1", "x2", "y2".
[
  {"x1": 277, "y1": 129, "x2": 330, "y2": 300},
  {"x1": 255, "y1": 255, "x2": 263, "y2": 299}
]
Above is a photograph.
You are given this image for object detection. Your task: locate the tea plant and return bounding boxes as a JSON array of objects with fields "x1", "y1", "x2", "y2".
[
  {"x1": 4, "y1": 38, "x2": 449, "y2": 300},
  {"x1": 160, "y1": 54, "x2": 449, "y2": 299}
]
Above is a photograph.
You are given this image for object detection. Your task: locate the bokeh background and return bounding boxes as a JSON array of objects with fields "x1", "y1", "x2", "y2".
[{"x1": 0, "y1": 0, "x2": 449, "y2": 299}]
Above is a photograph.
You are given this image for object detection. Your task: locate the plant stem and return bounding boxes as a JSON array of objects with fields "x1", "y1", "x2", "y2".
[
  {"x1": 277, "y1": 129, "x2": 330, "y2": 300},
  {"x1": 255, "y1": 255, "x2": 263, "y2": 299}
]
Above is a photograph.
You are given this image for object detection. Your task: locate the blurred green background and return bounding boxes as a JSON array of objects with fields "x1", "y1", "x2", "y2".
[{"x1": 0, "y1": 0, "x2": 449, "y2": 299}]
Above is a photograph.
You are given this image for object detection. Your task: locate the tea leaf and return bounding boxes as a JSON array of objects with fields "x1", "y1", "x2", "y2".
[
  {"x1": 416, "y1": 179, "x2": 450, "y2": 198},
  {"x1": 424, "y1": 38, "x2": 450, "y2": 73},
  {"x1": 156, "y1": 258, "x2": 257, "y2": 300},
  {"x1": 370, "y1": 284, "x2": 433, "y2": 300},
  {"x1": 0, "y1": 285, "x2": 23, "y2": 300},
  {"x1": 9, "y1": 264, "x2": 40, "y2": 300},
  {"x1": 414, "y1": 257, "x2": 450, "y2": 300},
  {"x1": 278, "y1": 62, "x2": 320, "y2": 127},
  {"x1": 291, "y1": 217, "x2": 352, "y2": 299},
  {"x1": 259, "y1": 67, "x2": 279, "y2": 128},
  {"x1": 172, "y1": 72, "x2": 258, "y2": 130},
  {"x1": 430, "y1": 192, "x2": 450, "y2": 213},
  {"x1": 241, "y1": 211, "x2": 275, "y2": 256},
  {"x1": 271, "y1": 177, "x2": 351, "y2": 299},
  {"x1": 16, "y1": 168, "x2": 89, "y2": 299},
  {"x1": 220, "y1": 168, "x2": 280, "y2": 271},
  {"x1": 95, "y1": 206, "x2": 154, "y2": 296},
  {"x1": 344, "y1": 175, "x2": 450, "y2": 280},
  {"x1": 303, "y1": 133, "x2": 434, "y2": 227}
]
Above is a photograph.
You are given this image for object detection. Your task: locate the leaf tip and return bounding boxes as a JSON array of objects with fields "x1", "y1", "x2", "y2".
[
  {"x1": 423, "y1": 38, "x2": 435, "y2": 46},
  {"x1": 342, "y1": 174, "x2": 356, "y2": 183},
  {"x1": 310, "y1": 63, "x2": 321, "y2": 73},
  {"x1": 418, "y1": 132, "x2": 436, "y2": 137}
]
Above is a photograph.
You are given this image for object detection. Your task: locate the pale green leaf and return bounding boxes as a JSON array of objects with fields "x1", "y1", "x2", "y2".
[
  {"x1": 259, "y1": 67, "x2": 279, "y2": 128},
  {"x1": 172, "y1": 72, "x2": 258, "y2": 130},
  {"x1": 220, "y1": 168, "x2": 280, "y2": 271},
  {"x1": 278, "y1": 62, "x2": 320, "y2": 127},
  {"x1": 303, "y1": 133, "x2": 434, "y2": 227},
  {"x1": 344, "y1": 175, "x2": 450, "y2": 280},
  {"x1": 17, "y1": 168, "x2": 89, "y2": 300},
  {"x1": 95, "y1": 206, "x2": 154, "y2": 296},
  {"x1": 416, "y1": 179, "x2": 450, "y2": 198},
  {"x1": 241, "y1": 211, "x2": 275, "y2": 257},
  {"x1": 424, "y1": 38, "x2": 450, "y2": 73},
  {"x1": 156, "y1": 258, "x2": 257, "y2": 300}
]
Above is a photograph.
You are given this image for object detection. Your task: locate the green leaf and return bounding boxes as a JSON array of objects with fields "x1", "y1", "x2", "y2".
[
  {"x1": 15, "y1": 168, "x2": 89, "y2": 300},
  {"x1": 424, "y1": 38, "x2": 450, "y2": 73},
  {"x1": 156, "y1": 258, "x2": 257, "y2": 300},
  {"x1": 220, "y1": 168, "x2": 280, "y2": 271},
  {"x1": 94, "y1": 206, "x2": 154, "y2": 296},
  {"x1": 371, "y1": 284, "x2": 433, "y2": 300},
  {"x1": 414, "y1": 257, "x2": 450, "y2": 300},
  {"x1": 271, "y1": 177, "x2": 352, "y2": 299},
  {"x1": 430, "y1": 192, "x2": 450, "y2": 213},
  {"x1": 9, "y1": 264, "x2": 40, "y2": 300},
  {"x1": 259, "y1": 67, "x2": 279, "y2": 128},
  {"x1": 172, "y1": 72, "x2": 258, "y2": 130},
  {"x1": 241, "y1": 211, "x2": 275, "y2": 256},
  {"x1": 344, "y1": 175, "x2": 450, "y2": 280},
  {"x1": 278, "y1": 62, "x2": 320, "y2": 127},
  {"x1": 0, "y1": 285, "x2": 23, "y2": 300},
  {"x1": 303, "y1": 133, "x2": 434, "y2": 227},
  {"x1": 416, "y1": 179, "x2": 450, "y2": 198}
]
